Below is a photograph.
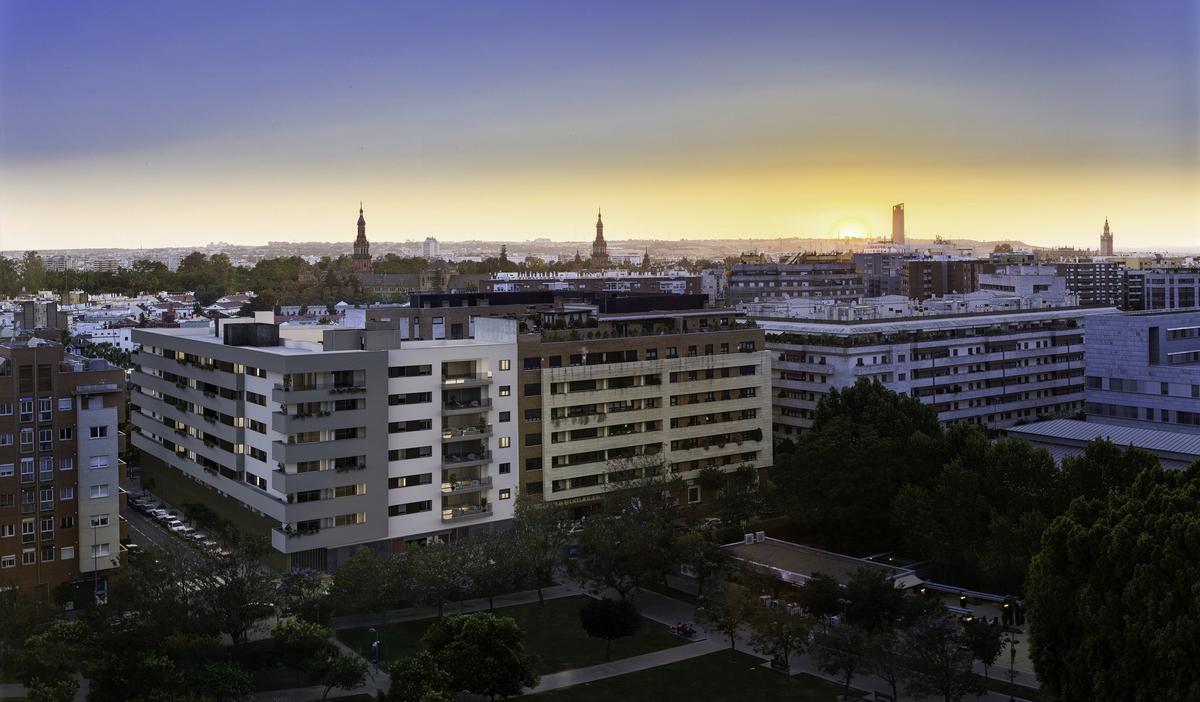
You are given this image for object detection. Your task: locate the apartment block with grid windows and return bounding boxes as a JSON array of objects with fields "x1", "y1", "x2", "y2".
[
  {"x1": 0, "y1": 337, "x2": 126, "y2": 605},
  {"x1": 516, "y1": 306, "x2": 773, "y2": 510},
  {"x1": 129, "y1": 316, "x2": 519, "y2": 571}
]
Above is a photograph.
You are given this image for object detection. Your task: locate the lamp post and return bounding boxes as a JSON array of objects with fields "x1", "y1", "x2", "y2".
[{"x1": 368, "y1": 627, "x2": 380, "y2": 674}]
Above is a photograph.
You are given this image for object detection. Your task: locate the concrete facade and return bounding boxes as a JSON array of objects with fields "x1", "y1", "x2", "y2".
[
  {"x1": 761, "y1": 307, "x2": 1119, "y2": 437},
  {"x1": 1083, "y1": 309, "x2": 1200, "y2": 434},
  {"x1": 130, "y1": 318, "x2": 519, "y2": 570}
]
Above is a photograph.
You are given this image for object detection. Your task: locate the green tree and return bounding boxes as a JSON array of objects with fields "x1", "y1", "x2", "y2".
[
  {"x1": 797, "y1": 572, "x2": 843, "y2": 631},
  {"x1": 511, "y1": 495, "x2": 568, "y2": 605},
  {"x1": 1026, "y1": 465, "x2": 1200, "y2": 701},
  {"x1": 26, "y1": 677, "x2": 79, "y2": 702},
  {"x1": 384, "y1": 651, "x2": 453, "y2": 702},
  {"x1": 675, "y1": 531, "x2": 730, "y2": 604},
  {"x1": 329, "y1": 546, "x2": 399, "y2": 616},
  {"x1": 843, "y1": 567, "x2": 906, "y2": 633},
  {"x1": 318, "y1": 651, "x2": 368, "y2": 701},
  {"x1": 406, "y1": 540, "x2": 471, "y2": 617},
  {"x1": 697, "y1": 578, "x2": 752, "y2": 657},
  {"x1": 773, "y1": 379, "x2": 947, "y2": 553},
  {"x1": 902, "y1": 612, "x2": 983, "y2": 702},
  {"x1": 463, "y1": 534, "x2": 522, "y2": 610},
  {"x1": 863, "y1": 630, "x2": 905, "y2": 702},
  {"x1": 962, "y1": 618, "x2": 1003, "y2": 681},
  {"x1": 20, "y1": 250, "x2": 47, "y2": 291},
  {"x1": 184, "y1": 660, "x2": 254, "y2": 701},
  {"x1": 578, "y1": 597, "x2": 643, "y2": 661},
  {"x1": 203, "y1": 538, "x2": 278, "y2": 644},
  {"x1": 423, "y1": 612, "x2": 539, "y2": 700},
  {"x1": 747, "y1": 599, "x2": 811, "y2": 673},
  {"x1": 270, "y1": 618, "x2": 336, "y2": 670},
  {"x1": 812, "y1": 624, "x2": 870, "y2": 697}
]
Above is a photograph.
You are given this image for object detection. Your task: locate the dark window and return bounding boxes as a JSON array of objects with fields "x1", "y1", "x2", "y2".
[
  {"x1": 389, "y1": 419, "x2": 433, "y2": 433},
  {"x1": 388, "y1": 473, "x2": 432, "y2": 488},
  {"x1": 524, "y1": 408, "x2": 541, "y2": 421},
  {"x1": 526, "y1": 433, "x2": 542, "y2": 446},
  {"x1": 549, "y1": 356, "x2": 563, "y2": 368},
  {"x1": 388, "y1": 500, "x2": 432, "y2": 516},
  {"x1": 498, "y1": 411, "x2": 510, "y2": 423},
  {"x1": 246, "y1": 391, "x2": 266, "y2": 406},
  {"x1": 389, "y1": 392, "x2": 432, "y2": 406},
  {"x1": 388, "y1": 446, "x2": 432, "y2": 460},
  {"x1": 499, "y1": 462, "x2": 511, "y2": 474},
  {"x1": 523, "y1": 357, "x2": 542, "y2": 370},
  {"x1": 526, "y1": 457, "x2": 543, "y2": 471},
  {"x1": 524, "y1": 383, "x2": 541, "y2": 397}
]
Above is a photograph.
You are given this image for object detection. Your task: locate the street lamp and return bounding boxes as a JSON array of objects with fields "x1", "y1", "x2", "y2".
[{"x1": 368, "y1": 627, "x2": 380, "y2": 674}]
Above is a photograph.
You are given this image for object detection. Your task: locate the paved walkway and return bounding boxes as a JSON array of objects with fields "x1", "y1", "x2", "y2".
[{"x1": 0, "y1": 683, "x2": 30, "y2": 699}]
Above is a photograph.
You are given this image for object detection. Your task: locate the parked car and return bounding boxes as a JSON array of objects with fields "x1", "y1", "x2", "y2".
[
  {"x1": 166, "y1": 519, "x2": 186, "y2": 532},
  {"x1": 189, "y1": 532, "x2": 208, "y2": 543},
  {"x1": 176, "y1": 525, "x2": 196, "y2": 537}
]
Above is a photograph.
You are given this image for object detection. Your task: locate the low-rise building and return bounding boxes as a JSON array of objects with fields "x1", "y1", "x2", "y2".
[{"x1": 728, "y1": 255, "x2": 863, "y2": 305}]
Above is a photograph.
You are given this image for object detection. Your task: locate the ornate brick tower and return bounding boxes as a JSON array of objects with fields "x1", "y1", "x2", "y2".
[
  {"x1": 1100, "y1": 218, "x2": 1114, "y2": 256},
  {"x1": 591, "y1": 209, "x2": 609, "y2": 264},
  {"x1": 353, "y1": 204, "x2": 371, "y2": 274}
]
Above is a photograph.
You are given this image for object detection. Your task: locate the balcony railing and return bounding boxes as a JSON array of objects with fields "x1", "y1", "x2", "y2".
[
  {"x1": 441, "y1": 425, "x2": 492, "y2": 441},
  {"x1": 274, "y1": 382, "x2": 366, "y2": 393},
  {"x1": 442, "y1": 503, "x2": 493, "y2": 522},
  {"x1": 441, "y1": 372, "x2": 493, "y2": 387},
  {"x1": 442, "y1": 398, "x2": 492, "y2": 413},
  {"x1": 441, "y1": 476, "x2": 493, "y2": 494},
  {"x1": 443, "y1": 450, "x2": 492, "y2": 468}
]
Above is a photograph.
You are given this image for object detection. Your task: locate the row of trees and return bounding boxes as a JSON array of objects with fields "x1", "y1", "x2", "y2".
[
  {"x1": 4, "y1": 538, "x2": 286, "y2": 701},
  {"x1": 773, "y1": 379, "x2": 1156, "y2": 592}
]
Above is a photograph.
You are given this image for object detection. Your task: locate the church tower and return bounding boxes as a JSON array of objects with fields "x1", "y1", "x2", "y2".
[
  {"x1": 1100, "y1": 218, "x2": 1114, "y2": 256},
  {"x1": 591, "y1": 209, "x2": 609, "y2": 264},
  {"x1": 353, "y1": 204, "x2": 372, "y2": 274}
]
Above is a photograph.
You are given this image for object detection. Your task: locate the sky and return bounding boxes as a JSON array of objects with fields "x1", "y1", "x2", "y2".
[{"x1": 1, "y1": 0, "x2": 1197, "y2": 250}]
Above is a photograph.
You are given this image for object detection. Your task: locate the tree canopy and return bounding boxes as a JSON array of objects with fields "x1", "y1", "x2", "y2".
[{"x1": 1026, "y1": 464, "x2": 1200, "y2": 701}]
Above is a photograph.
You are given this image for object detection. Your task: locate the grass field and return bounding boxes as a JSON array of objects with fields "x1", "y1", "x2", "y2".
[
  {"x1": 337, "y1": 595, "x2": 684, "y2": 675},
  {"x1": 530, "y1": 650, "x2": 856, "y2": 701}
]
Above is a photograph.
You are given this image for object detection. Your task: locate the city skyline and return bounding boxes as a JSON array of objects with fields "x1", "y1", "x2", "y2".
[{"x1": 2, "y1": 1, "x2": 1198, "y2": 249}]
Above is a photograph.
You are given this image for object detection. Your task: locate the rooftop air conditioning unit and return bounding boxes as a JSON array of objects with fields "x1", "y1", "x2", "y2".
[
  {"x1": 755, "y1": 531, "x2": 765, "y2": 543},
  {"x1": 744, "y1": 533, "x2": 754, "y2": 545}
]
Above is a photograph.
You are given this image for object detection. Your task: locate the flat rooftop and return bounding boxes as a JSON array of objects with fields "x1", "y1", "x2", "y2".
[
  {"x1": 724, "y1": 537, "x2": 914, "y2": 585},
  {"x1": 757, "y1": 306, "x2": 1117, "y2": 336},
  {"x1": 1007, "y1": 418, "x2": 1200, "y2": 470}
]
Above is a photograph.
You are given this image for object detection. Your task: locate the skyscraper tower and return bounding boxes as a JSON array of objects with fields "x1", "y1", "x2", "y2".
[
  {"x1": 353, "y1": 204, "x2": 372, "y2": 274},
  {"x1": 1100, "y1": 218, "x2": 1114, "y2": 256},
  {"x1": 892, "y1": 203, "x2": 905, "y2": 245},
  {"x1": 591, "y1": 209, "x2": 609, "y2": 263}
]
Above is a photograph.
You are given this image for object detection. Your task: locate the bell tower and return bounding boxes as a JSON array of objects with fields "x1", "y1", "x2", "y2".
[{"x1": 353, "y1": 204, "x2": 372, "y2": 274}]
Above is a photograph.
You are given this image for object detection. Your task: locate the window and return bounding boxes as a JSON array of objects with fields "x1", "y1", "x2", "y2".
[
  {"x1": 524, "y1": 408, "x2": 541, "y2": 422},
  {"x1": 688, "y1": 486, "x2": 701, "y2": 504},
  {"x1": 89, "y1": 456, "x2": 110, "y2": 470},
  {"x1": 389, "y1": 364, "x2": 432, "y2": 378},
  {"x1": 23, "y1": 549, "x2": 36, "y2": 565},
  {"x1": 60, "y1": 516, "x2": 74, "y2": 529},
  {"x1": 388, "y1": 473, "x2": 432, "y2": 488},
  {"x1": 58, "y1": 398, "x2": 72, "y2": 412},
  {"x1": 499, "y1": 436, "x2": 511, "y2": 448},
  {"x1": 389, "y1": 392, "x2": 432, "y2": 406},
  {"x1": 59, "y1": 427, "x2": 72, "y2": 441},
  {"x1": 525, "y1": 433, "x2": 541, "y2": 446},
  {"x1": 246, "y1": 391, "x2": 266, "y2": 406},
  {"x1": 388, "y1": 446, "x2": 432, "y2": 461},
  {"x1": 40, "y1": 545, "x2": 54, "y2": 562},
  {"x1": 89, "y1": 484, "x2": 110, "y2": 499},
  {"x1": 388, "y1": 500, "x2": 432, "y2": 516},
  {"x1": 89, "y1": 425, "x2": 109, "y2": 439},
  {"x1": 38, "y1": 398, "x2": 52, "y2": 422},
  {"x1": 247, "y1": 419, "x2": 266, "y2": 434},
  {"x1": 499, "y1": 462, "x2": 511, "y2": 474},
  {"x1": 90, "y1": 515, "x2": 111, "y2": 527},
  {"x1": 19, "y1": 428, "x2": 33, "y2": 449},
  {"x1": 499, "y1": 385, "x2": 511, "y2": 397},
  {"x1": 92, "y1": 543, "x2": 111, "y2": 558},
  {"x1": 499, "y1": 489, "x2": 511, "y2": 500},
  {"x1": 0, "y1": 524, "x2": 13, "y2": 538},
  {"x1": 666, "y1": 347, "x2": 678, "y2": 359},
  {"x1": 38, "y1": 428, "x2": 52, "y2": 449},
  {"x1": 526, "y1": 457, "x2": 543, "y2": 471},
  {"x1": 498, "y1": 411, "x2": 510, "y2": 423},
  {"x1": 524, "y1": 383, "x2": 540, "y2": 396},
  {"x1": 0, "y1": 464, "x2": 11, "y2": 478},
  {"x1": 389, "y1": 419, "x2": 432, "y2": 433},
  {"x1": 1, "y1": 555, "x2": 15, "y2": 568},
  {"x1": 19, "y1": 398, "x2": 33, "y2": 422},
  {"x1": 0, "y1": 434, "x2": 9, "y2": 447},
  {"x1": 0, "y1": 403, "x2": 11, "y2": 415},
  {"x1": 61, "y1": 546, "x2": 75, "y2": 560},
  {"x1": 499, "y1": 359, "x2": 511, "y2": 371},
  {"x1": 60, "y1": 457, "x2": 73, "y2": 471}
]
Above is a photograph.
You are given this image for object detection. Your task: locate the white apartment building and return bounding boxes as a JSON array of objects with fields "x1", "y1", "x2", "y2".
[
  {"x1": 130, "y1": 316, "x2": 519, "y2": 571},
  {"x1": 761, "y1": 306, "x2": 1119, "y2": 436}
]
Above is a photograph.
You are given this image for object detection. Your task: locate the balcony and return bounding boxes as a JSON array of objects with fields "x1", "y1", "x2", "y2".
[
  {"x1": 442, "y1": 450, "x2": 491, "y2": 469},
  {"x1": 441, "y1": 424, "x2": 493, "y2": 442},
  {"x1": 441, "y1": 476, "x2": 492, "y2": 494},
  {"x1": 441, "y1": 372, "x2": 493, "y2": 389},
  {"x1": 442, "y1": 398, "x2": 492, "y2": 416},
  {"x1": 75, "y1": 382, "x2": 120, "y2": 395},
  {"x1": 442, "y1": 503, "x2": 493, "y2": 522},
  {"x1": 271, "y1": 382, "x2": 366, "y2": 404},
  {"x1": 271, "y1": 408, "x2": 368, "y2": 433},
  {"x1": 272, "y1": 436, "x2": 368, "y2": 464}
]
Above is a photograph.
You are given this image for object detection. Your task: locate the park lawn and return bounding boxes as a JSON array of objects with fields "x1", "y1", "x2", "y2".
[
  {"x1": 530, "y1": 650, "x2": 855, "y2": 701},
  {"x1": 337, "y1": 595, "x2": 684, "y2": 675},
  {"x1": 227, "y1": 639, "x2": 322, "y2": 692},
  {"x1": 982, "y1": 675, "x2": 1043, "y2": 702}
]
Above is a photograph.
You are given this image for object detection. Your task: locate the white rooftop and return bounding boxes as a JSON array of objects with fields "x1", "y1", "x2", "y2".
[{"x1": 1007, "y1": 419, "x2": 1200, "y2": 469}]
